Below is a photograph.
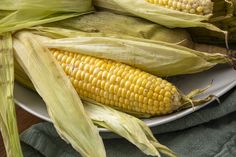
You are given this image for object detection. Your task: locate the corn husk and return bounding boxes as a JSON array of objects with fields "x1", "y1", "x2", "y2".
[
  {"x1": 84, "y1": 101, "x2": 177, "y2": 157},
  {"x1": 31, "y1": 11, "x2": 232, "y2": 57},
  {"x1": 43, "y1": 11, "x2": 193, "y2": 48},
  {"x1": 0, "y1": 0, "x2": 93, "y2": 33},
  {"x1": 0, "y1": 33, "x2": 23, "y2": 157},
  {"x1": 210, "y1": 0, "x2": 234, "y2": 21},
  {"x1": 13, "y1": 31, "x2": 177, "y2": 157},
  {"x1": 13, "y1": 31, "x2": 106, "y2": 157},
  {"x1": 33, "y1": 32, "x2": 231, "y2": 77},
  {"x1": 190, "y1": 18, "x2": 236, "y2": 44},
  {"x1": 190, "y1": 0, "x2": 236, "y2": 44},
  {"x1": 93, "y1": 0, "x2": 226, "y2": 36}
]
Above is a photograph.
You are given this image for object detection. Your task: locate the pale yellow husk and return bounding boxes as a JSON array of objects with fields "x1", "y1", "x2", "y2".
[
  {"x1": 13, "y1": 31, "x2": 106, "y2": 157},
  {"x1": 0, "y1": 33, "x2": 23, "y2": 157},
  {"x1": 42, "y1": 11, "x2": 193, "y2": 47},
  {"x1": 0, "y1": 0, "x2": 94, "y2": 33},
  {"x1": 34, "y1": 33, "x2": 229, "y2": 77},
  {"x1": 84, "y1": 101, "x2": 177, "y2": 157}
]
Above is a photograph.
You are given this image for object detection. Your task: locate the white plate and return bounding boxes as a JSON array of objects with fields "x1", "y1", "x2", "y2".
[{"x1": 14, "y1": 65, "x2": 236, "y2": 132}]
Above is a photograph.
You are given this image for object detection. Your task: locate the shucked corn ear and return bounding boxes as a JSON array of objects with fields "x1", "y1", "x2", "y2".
[
  {"x1": 50, "y1": 48, "x2": 211, "y2": 117},
  {"x1": 146, "y1": 0, "x2": 213, "y2": 15}
]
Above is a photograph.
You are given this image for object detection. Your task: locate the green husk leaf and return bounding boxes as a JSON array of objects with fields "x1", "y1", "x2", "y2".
[
  {"x1": 93, "y1": 0, "x2": 127, "y2": 14},
  {"x1": 0, "y1": 0, "x2": 17, "y2": 10},
  {"x1": 13, "y1": 31, "x2": 106, "y2": 157},
  {"x1": 0, "y1": 0, "x2": 94, "y2": 33},
  {"x1": 0, "y1": 33, "x2": 23, "y2": 157},
  {"x1": 42, "y1": 11, "x2": 193, "y2": 47},
  {"x1": 93, "y1": 0, "x2": 226, "y2": 35},
  {"x1": 35, "y1": 33, "x2": 230, "y2": 77}
]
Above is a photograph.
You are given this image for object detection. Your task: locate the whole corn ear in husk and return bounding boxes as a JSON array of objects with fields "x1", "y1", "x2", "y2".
[
  {"x1": 35, "y1": 34, "x2": 233, "y2": 77},
  {"x1": 0, "y1": 0, "x2": 93, "y2": 33},
  {"x1": 32, "y1": 11, "x2": 232, "y2": 56},
  {"x1": 13, "y1": 36, "x2": 215, "y2": 157},
  {"x1": 14, "y1": 33, "x2": 215, "y2": 117},
  {"x1": 44, "y1": 11, "x2": 193, "y2": 48},
  {"x1": 93, "y1": 0, "x2": 226, "y2": 36},
  {"x1": 0, "y1": 33, "x2": 23, "y2": 157},
  {"x1": 13, "y1": 32, "x2": 177, "y2": 157},
  {"x1": 13, "y1": 31, "x2": 106, "y2": 157}
]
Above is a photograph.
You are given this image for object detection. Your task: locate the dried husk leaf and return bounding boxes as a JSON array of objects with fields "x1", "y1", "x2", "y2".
[
  {"x1": 0, "y1": 0, "x2": 94, "y2": 33},
  {"x1": 31, "y1": 13, "x2": 231, "y2": 56},
  {"x1": 35, "y1": 34, "x2": 230, "y2": 77},
  {"x1": 43, "y1": 11, "x2": 193, "y2": 47},
  {"x1": 13, "y1": 31, "x2": 106, "y2": 157},
  {"x1": 84, "y1": 101, "x2": 177, "y2": 157},
  {"x1": 0, "y1": 33, "x2": 23, "y2": 157}
]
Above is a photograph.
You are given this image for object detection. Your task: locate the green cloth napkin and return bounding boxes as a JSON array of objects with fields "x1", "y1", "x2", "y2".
[{"x1": 20, "y1": 87, "x2": 236, "y2": 157}]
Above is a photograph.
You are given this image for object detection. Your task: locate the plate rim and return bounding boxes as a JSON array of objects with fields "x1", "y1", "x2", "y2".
[{"x1": 15, "y1": 80, "x2": 236, "y2": 132}]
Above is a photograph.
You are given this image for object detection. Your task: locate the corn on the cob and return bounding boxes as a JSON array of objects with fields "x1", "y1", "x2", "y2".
[
  {"x1": 51, "y1": 48, "x2": 183, "y2": 116},
  {"x1": 145, "y1": 0, "x2": 213, "y2": 15}
]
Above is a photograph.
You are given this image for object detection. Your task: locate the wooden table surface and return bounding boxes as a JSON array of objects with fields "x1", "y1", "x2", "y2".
[{"x1": 0, "y1": 106, "x2": 43, "y2": 157}]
